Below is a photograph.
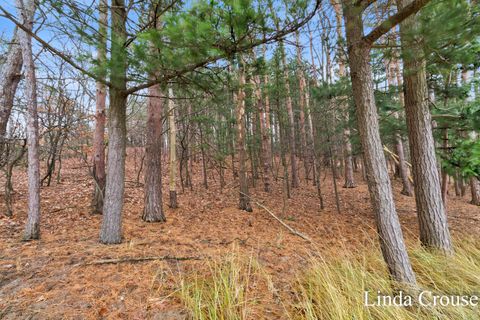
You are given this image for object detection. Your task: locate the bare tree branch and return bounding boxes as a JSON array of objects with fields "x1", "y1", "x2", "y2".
[
  {"x1": 0, "y1": 4, "x2": 111, "y2": 87},
  {"x1": 362, "y1": 0, "x2": 430, "y2": 46}
]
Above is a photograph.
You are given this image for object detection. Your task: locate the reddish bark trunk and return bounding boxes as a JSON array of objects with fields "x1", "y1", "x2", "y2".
[
  {"x1": 143, "y1": 83, "x2": 166, "y2": 221},
  {"x1": 236, "y1": 59, "x2": 252, "y2": 212},
  {"x1": 92, "y1": 0, "x2": 108, "y2": 214}
]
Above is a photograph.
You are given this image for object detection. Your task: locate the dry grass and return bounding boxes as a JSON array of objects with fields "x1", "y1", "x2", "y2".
[
  {"x1": 177, "y1": 250, "x2": 263, "y2": 320},
  {"x1": 291, "y1": 238, "x2": 480, "y2": 320},
  {"x1": 175, "y1": 239, "x2": 480, "y2": 319}
]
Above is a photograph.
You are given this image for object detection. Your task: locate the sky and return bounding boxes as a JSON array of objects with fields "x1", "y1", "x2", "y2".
[{"x1": 0, "y1": 0, "x2": 348, "y2": 125}]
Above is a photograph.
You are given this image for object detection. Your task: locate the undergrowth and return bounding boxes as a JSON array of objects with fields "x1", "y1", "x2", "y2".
[
  {"x1": 294, "y1": 238, "x2": 480, "y2": 320},
  {"x1": 176, "y1": 239, "x2": 480, "y2": 320},
  {"x1": 177, "y1": 252, "x2": 262, "y2": 320}
]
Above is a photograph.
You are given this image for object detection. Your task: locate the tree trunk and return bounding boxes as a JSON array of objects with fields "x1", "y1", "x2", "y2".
[
  {"x1": 199, "y1": 125, "x2": 208, "y2": 189},
  {"x1": 343, "y1": 4, "x2": 416, "y2": 285},
  {"x1": 236, "y1": 59, "x2": 252, "y2": 212},
  {"x1": 168, "y1": 88, "x2": 178, "y2": 208},
  {"x1": 254, "y1": 73, "x2": 271, "y2": 192},
  {"x1": 4, "y1": 141, "x2": 27, "y2": 216},
  {"x1": 342, "y1": 129, "x2": 356, "y2": 188},
  {"x1": 142, "y1": 83, "x2": 166, "y2": 221},
  {"x1": 453, "y1": 170, "x2": 461, "y2": 197},
  {"x1": 470, "y1": 177, "x2": 480, "y2": 206},
  {"x1": 280, "y1": 42, "x2": 299, "y2": 188},
  {"x1": 17, "y1": 0, "x2": 41, "y2": 240},
  {"x1": 295, "y1": 31, "x2": 309, "y2": 182},
  {"x1": 395, "y1": 135, "x2": 413, "y2": 196},
  {"x1": 262, "y1": 44, "x2": 274, "y2": 189},
  {"x1": 387, "y1": 57, "x2": 413, "y2": 196},
  {"x1": 0, "y1": 29, "x2": 22, "y2": 156},
  {"x1": 440, "y1": 129, "x2": 448, "y2": 205},
  {"x1": 100, "y1": 0, "x2": 128, "y2": 244},
  {"x1": 92, "y1": 0, "x2": 108, "y2": 214},
  {"x1": 397, "y1": 0, "x2": 453, "y2": 253},
  {"x1": 17, "y1": 0, "x2": 40, "y2": 238},
  {"x1": 331, "y1": 0, "x2": 356, "y2": 189}
]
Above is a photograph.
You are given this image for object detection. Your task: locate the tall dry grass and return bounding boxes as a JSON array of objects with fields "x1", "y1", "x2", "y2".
[{"x1": 177, "y1": 239, "x2": 480, "y2": 320}]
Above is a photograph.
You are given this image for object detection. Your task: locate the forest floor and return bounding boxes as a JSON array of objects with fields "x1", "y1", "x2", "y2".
[{"x1": 0, "y1": 152, "x2": 479, "y2": 319}]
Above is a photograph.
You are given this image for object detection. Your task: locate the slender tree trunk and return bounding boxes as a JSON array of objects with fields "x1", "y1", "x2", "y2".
[
  {"x1": 343, "y1": 4, "x2": 416, "y2": 285},
  {"x1": 0, "y1": 29, "x2": 22, "y2": 156},
  {"x1": 17, "y1": 0, "x2": 41, "y2": 240},
  {"x1": 460, "y1": 177, "x2": 466, "y2": 197},
  {"x1": 397, "y1": 0, "x2": 453, "y2": 253},
  {"x1": 199, "y1": 125, "x2": 208, "y2": 189},
  {"x1": 100, "y1": 0, "x2": 128, "y2": 244},
  {"x1": 460, "y1": 68, "x2": 480, "y2": 205},
  {"x1": 4, "y1": 141, "x2": 27, "y2": 217},
  {"x1": 441, "y1": 129, "x2": 448, "y2": 205},
  {"x1": 280, "y1": 42, "x2": 299, "y2": 188},
  {"x1": 262, "y1": 44, "x2": 274, "y2": 186},
  {"x1": 254, "y1": 73, "x2": 271, "y2": 192},
  {"x1": 236, "y1": 58, "x2": 252, "y2": 212},
  {"x1": 142, "y1": 83, "x2": 166, "y2": 221},
  {"x1": 187, "y1": 103, "x2": 193, "y2": 189},
  {"x1": 331, "y1": 0, "x2": 356, "y2": 189},
  {"x1": 168, "y1": 88, "x2": 178, "y2": 208},
  {"x1": 329, "y1": 142, "x2": 341, "y2": 214},
  {"x1": 470, "y1": 177, "x2": 480, "y2": 206},
  {"x1": 388, "y1": 57, "x2": 413, "y2": 196},
  {"x1": 395, "y1": 135, "x2": 413, "y2": 196},
  {"x1": 453, "y1": 170, "x2": 461, "y2": 197},
  {"x1": 92, "y1": 0, "x2": 108, "y2": 214},
  {"x1": 307, "y1": 24, "x2": 322, "y2": 188},
  {"x1": 295, "y1": 31, "x2": 309, "y2": 182}
]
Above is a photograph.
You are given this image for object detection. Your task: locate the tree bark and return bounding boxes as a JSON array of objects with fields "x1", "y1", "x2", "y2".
[
  {"x1": 387, "y1": 57, "x2": 413, "y2": 196},
  {"x1": 280, "y1": 41, "x2": 299, "y2": 188},
  {"x1": 236, "y1": 58, "x2": 252, "y2": 212},
  {"x1": 331, "y1": 0, "x2": 356, "y2": 189},
  {"x1": 440, "y1": 129, "x2": 448, "y2": 205},
  {"x1": 0, "y1": 29, "x2": 22, "y2": 152},
  {"x1": 253, "y1": 73, "x2": 271, "y2": 192},
  {"x1": 17, "y1": 0, "x2": 41, "y2": 240},
  {"x1": 343, "y1": 3, "x2": 416, "y2": 285},
  {"x1": 99, "y1": 0, "x2": 128, "y2": 244},
  {"x1": 168, "y1": 88, "x2": 178, "y2": 208},
  {"x1": 92, "y1": 0, "x2": 108, "y2": 214},
  {"x1": 142, "y1": 83, "x2": 166, "y2": 221},
  {"x1": 395, "y1": 135, "x2": 413, "y2": 196},
  {"x1": 397, "y1": 0, "x2": 453, "y2": 253},
  {"x1": 470, "y1": 177, "x2": 480, "y2": 206},
  {"x1": 295, "y1": 31, "x2": 309, "y2": 182}
]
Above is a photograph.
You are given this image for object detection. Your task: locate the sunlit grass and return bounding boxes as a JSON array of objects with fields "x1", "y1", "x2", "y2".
[
  {"x1": 175, "y1": 239, "x2": 480, "y2": 320},
  {"x1": 293, "y1": 238, "x2": 480, "y2": 320},
  {"x1": 177, "y1": 252, "x2": 260, "y2": 320}
]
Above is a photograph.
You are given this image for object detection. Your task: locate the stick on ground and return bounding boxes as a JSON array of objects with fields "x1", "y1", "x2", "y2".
[
  {"x1": 240, "y1": 192, "x2": 313, "y2": 242},
  {"x1": 77, "y1": 255, "x2": 201, "y2": 266}
]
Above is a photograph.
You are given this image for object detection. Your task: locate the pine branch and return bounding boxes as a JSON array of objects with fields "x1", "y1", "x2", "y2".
[{"x1": 363, "y1": 0, "x2": 431, "y2": 46}]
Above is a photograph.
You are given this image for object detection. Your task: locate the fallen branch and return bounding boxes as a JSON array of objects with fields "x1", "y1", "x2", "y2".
[
  {"x1": 383, "y1": 145, "x2": 414, "y2": 183},
  {"x1": 50, "y1": 205, "x2": 77, "y2": 213},
  {"x1": 240, "y1": 192, "x2": 313, "y2": 242},
  {"x1": 77, "y1": 255, "x2": 201, "y2": 266}
]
